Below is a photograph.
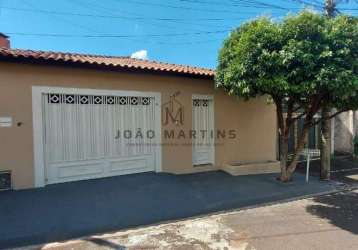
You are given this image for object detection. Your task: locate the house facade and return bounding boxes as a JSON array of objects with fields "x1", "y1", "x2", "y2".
[{"x1": 0, "y1": 34, "x2": 278, "y2": 190}]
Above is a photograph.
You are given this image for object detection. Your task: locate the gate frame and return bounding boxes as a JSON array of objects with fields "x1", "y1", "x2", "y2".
[{"x1": 32, "y1": 86, "x2": 162, "y2": 187}]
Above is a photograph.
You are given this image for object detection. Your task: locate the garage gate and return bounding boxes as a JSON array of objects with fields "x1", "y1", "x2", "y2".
[{"x1": 33, "y1": 87, "x2": 161, "y2": 186}]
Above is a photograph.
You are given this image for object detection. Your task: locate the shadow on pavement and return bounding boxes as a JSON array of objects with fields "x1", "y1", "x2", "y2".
[
  {"x1": 85, "y1": 238, "x2": 126, "y2": 250},
  {"x1": 306, "y1": 190, "x2": 358, "y2": 235}
]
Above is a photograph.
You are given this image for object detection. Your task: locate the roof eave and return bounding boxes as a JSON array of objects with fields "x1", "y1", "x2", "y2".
[{"x1": 0, "y1": 54, "x2": 215, "y2": 80}]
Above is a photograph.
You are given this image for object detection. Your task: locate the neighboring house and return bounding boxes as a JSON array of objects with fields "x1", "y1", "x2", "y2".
[
  {"x1": 334, "y1": 111, "x2": 358, "y2": 155},
  {"x1": 282, "y1": 111, "x2": 358, "y2": 157},
  {"x1": 0, "y1": 33, "x2": 278, "y2": 190},
  {"x1": 279, "y1": 114, "x2": 324, "y2": 159}
]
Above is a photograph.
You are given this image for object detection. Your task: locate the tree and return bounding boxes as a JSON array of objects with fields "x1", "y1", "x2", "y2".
[{"x1": 216, "y1": 11, "x2": 358, "y2": 182}]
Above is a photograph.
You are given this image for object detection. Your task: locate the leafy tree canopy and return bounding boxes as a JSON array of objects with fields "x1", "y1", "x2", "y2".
[{"x1": 216, "y1": 11, "x2": 358, "y2": 111}]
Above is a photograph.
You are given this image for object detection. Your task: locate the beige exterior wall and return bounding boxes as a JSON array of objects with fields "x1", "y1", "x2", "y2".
[{"x1": 0, "y1": 62, "x2": 277, "y2": 189}]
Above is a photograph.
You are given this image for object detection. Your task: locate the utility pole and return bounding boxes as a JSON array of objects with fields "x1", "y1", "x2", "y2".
[
  {"x1": 320, "y1": 0, "x2": 338, "y2": 180},
  {"x1": 325, "y1": 0, "x2": 337, "y2": 17}
]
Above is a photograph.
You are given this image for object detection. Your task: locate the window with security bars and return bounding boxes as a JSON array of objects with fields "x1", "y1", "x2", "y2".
[{"x1": 193, "y1": 99, "x2": 209, "y2": 107}]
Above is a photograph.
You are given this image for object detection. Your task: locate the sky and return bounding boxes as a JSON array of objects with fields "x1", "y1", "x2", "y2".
[{"x1": 0, "y1": 0, "x2": 357, "y2": 69}]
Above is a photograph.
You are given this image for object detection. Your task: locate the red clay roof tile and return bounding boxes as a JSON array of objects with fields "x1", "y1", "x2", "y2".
[{"x1": 0, "y1": 47, "x2": 215, "y2": 78}]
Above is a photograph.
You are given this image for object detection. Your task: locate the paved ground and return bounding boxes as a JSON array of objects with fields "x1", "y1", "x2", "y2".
[
  {"x1": 19, "y1": 189, "x2": 358, "y2": 250},
  {"x1": 297, "y1": 157, "x2": 358, "y2": 187},
  {"x1": 0, "y1": 171, "x2": 336, "y2": 249}
]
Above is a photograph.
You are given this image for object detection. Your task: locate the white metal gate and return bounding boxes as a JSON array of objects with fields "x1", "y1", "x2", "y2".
[
  {"x1": 192, "y1": 95, "x2": 215, "y2": 165},
  {"x1": 37, "y1": 88, "x2": 161, "y2": 185}
]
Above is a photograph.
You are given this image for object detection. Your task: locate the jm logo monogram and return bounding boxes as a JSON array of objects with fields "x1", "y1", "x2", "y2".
[{"x1": 162, "y1": 91, "x2": 184, "y2": 126}]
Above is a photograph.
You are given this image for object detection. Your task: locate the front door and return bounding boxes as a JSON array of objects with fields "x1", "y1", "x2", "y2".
[{"x1": 192, "y1": 95, "x2": 215, "y2": 165}]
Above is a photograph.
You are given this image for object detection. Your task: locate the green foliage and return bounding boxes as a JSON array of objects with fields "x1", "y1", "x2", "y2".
[
  {"x1": 216, "y1": 11, "x2": 358, "y2": 110},
  {"x1": 354, "y1": 136, "x2": 358, "y2": 156}
]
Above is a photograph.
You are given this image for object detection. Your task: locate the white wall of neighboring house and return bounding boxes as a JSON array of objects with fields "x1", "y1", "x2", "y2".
[{"x1": 334, "y1": 111, "x2": 357, "y2": 154}]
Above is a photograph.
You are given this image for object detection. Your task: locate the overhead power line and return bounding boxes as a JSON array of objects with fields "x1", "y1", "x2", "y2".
[
  {"x1": 21, "y1": 0, "x2": 101, "y2": 34},
  {"x1": 178, "y1": 0, "x2": 294, "y2": 10},
  {"x1": 65, "y1": 0, "x2": 200, "y2": 32},
  {"x1": 286, "y1": 0, "x2": 358, "y2": 11},
  {"x1": 125, "y1": 37, "x2": 225, "y2": 46},
  {"x1": 0, "y1": 6, "x2": 255, "y2": 21},
  {"x1": 287, "y1": 0, "x2": 324, "y2": 8},
  {"x1": 66, "y1": 0, "x2": 238, "y2": 30},
  {"x1": 115, "y1": 0, "x2": 294, "y2": 14},
  {"x1": 230, "y1": 0, "x2": 297, "y2": 10},
  {"x1": 4, "y1": 29, "x2": 230, "y2": 38}
]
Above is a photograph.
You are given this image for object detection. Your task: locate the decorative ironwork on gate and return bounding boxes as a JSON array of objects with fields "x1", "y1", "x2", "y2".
[{"x1": 48, "y1": 94, "x2": 151, "y2": 105}]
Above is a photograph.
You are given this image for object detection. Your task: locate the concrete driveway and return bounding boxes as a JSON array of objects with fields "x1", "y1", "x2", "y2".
[{"x1": 0, "y1": 171, "x2": 336, "y2": 249}]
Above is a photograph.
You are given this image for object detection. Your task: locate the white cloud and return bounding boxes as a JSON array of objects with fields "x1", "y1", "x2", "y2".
[{"x1": 130, "y1": 50, "x2": 148, "y2": 60}]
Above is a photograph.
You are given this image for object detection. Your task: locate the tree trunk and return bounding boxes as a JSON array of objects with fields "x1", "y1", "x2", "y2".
[
  {"x1": 320, "y1": 107, "x2": 331, "y2": 180},
  {"x1": 278, "y1": 125, "x2": 310, "y2": 182},
  {"x1": 354, "y1": 111, "x2": 358, "y2": 157},
  {"x1": 286, "y1": 126, "x2": 310, "y2": 179},
  {"x1": 279, "y1": 135, "x2": 290, "y2": 182},
  {"x1": 275, "y1": 98, "x2": 313, "y2": 182},
  {"x1": 354, "y1": 111, "x2": 358, "y2": 138}
]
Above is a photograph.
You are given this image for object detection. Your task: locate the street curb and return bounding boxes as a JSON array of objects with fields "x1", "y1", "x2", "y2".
[
  {"x1": 226, "y1": 184, "x2": 357, "y2": 212},
  {"x1": 15, "y1": 184, "x2": 357, "y2": 250},
  {"x1": 189, "y1": 183, "x2": 356, "y2": 219}
]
